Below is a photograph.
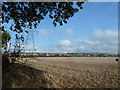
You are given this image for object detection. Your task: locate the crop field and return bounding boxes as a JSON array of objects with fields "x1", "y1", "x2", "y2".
[{"x1": 19, "y1": 57, "x2": 119, "y2": 88}]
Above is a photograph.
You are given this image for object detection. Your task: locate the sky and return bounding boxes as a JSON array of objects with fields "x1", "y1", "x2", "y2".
[{"x1": 8, "y1": 2, "x2": 118, "y2": 54}]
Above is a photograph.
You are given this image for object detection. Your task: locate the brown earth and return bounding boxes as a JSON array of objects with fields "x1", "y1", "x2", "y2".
[{"x1": 19, "y1": 57, "x2": 119, "y2": 88}]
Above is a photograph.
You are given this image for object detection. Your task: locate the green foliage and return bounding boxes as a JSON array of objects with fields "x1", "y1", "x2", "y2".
[
  {"x1": 2, "y1": 2, "x2": 84, "y2": 33},
  {"x1": 2, "y1": 31, "x2": 11, "y2": 47}
]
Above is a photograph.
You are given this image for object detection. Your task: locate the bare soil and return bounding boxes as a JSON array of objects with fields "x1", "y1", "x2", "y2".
[{"x1": 20, "y1": 57, "x2": 119, "y2": 88}]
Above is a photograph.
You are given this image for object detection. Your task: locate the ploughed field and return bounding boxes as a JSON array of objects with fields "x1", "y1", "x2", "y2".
[{"x1": 20, "y1": 57, "x2": 119, "y2": 88}]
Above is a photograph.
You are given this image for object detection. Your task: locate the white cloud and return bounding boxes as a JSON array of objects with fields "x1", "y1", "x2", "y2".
[
  {"x1": 53, "y1": 29, "x2": 118, "y2": 54},
  {"x1": 91, "y1": 29, "x2": 118, "y2": 45},
  {"x1": 58, "y1": 40, "x2": 72, "y2": 47},
  {"x1": 38, "y1": 29, "x2": 49, "y2": 36},
  {"x1": 35, "y1": 29, "x2": 118, "y2": 54},
  {"x1": 92, "y1": 29, "x2": 117, "y2": 40},
  {"x1": 38, "y1": 29, "x2": 53, "y2": 36},
  {"x1": 58, "y1": 28, "x2": 75, "y2": 35},
  {"x1": 22, "y1": 45, "x2": 39, "y2": 52},
  {"x1": 65, "y1": 28, "x2": 75, "y2": 35},
  {"x1": 84, "y1": 40, "x2": 100, "y2": 45}
]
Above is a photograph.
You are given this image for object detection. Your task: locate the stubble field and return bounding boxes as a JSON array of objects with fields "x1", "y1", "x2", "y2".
[{"x1": 20, "y1": 57, "x2": 119, "y2": 88}]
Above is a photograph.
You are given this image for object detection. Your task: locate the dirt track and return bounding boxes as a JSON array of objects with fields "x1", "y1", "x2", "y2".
[{"x1": 20, "y1": 57, "x2": 119, "y2": 88}]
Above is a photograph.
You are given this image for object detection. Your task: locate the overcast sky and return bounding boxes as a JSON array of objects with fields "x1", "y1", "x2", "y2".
[{"x1": 8, "y1": 2, "x2": 118, "y2": 54}]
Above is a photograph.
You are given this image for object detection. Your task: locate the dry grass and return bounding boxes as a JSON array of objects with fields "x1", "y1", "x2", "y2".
[{"x1": 20, "y1": 57, "x2": 119, "y2": 88}]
